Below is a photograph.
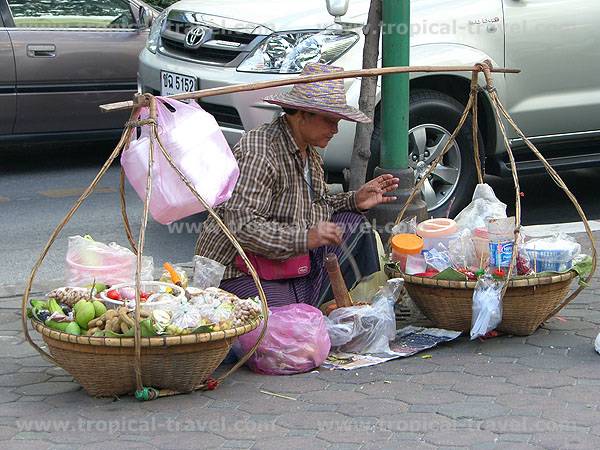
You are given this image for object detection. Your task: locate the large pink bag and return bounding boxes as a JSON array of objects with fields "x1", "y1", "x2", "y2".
[
  {"x1": 236, "y1": 304, "x2": 331, "y2": 375},
  {"x1": 121, "y1": 97, "x2": 239, "y2": 224}
]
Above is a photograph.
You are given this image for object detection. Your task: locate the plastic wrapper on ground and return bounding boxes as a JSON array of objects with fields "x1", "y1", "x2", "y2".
[{"x1": 325, "y1": 278, "x2": 403, "y2": 354}]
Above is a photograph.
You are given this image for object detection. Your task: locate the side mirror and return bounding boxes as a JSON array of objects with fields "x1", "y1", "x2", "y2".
[
  {"x1": 138, "y1": 5, "x2": 153, "y2": 28},
  {"x1": 326, "y1": 0, "x2": 349, "y2": 21}
]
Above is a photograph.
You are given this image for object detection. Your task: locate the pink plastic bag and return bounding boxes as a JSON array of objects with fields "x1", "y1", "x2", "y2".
[
  {"x1": 236, "y1": 304, "x2": 331, "y2": 375},
  {"x1": 121, "y1": 97, "x2": 239, "y2": 224}
]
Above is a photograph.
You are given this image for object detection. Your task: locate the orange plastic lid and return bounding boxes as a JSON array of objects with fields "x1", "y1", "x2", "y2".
[
  {"x1": 391, "y1": 234, "x2": 424, "y2": 255},
  {"x1": 416, "y1": 218, "x2": 458, "y2": 238}
]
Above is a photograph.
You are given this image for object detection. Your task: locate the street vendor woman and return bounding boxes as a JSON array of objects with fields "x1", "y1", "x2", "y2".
[{"x1": 196, "y1": 63, "x2": 399, "y2": 307}]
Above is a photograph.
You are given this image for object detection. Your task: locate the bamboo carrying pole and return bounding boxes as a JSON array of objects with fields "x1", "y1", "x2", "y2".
[{"x1": 99, "y1": 65, "x2": 520, "y2": 113}]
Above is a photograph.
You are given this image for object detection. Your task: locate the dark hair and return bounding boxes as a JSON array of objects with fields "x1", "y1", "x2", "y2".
[{"x1": 282, "y1": 107, "x2": 299, "y2": 115}]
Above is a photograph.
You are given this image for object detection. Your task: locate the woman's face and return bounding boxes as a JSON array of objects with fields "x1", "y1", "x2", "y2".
[{"x1": 300, "y1": 112, "x2": 341, "y2": 149}]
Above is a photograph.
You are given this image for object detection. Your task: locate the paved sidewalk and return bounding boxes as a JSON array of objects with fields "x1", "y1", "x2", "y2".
[{"x1": 1, "y1": 236, "x2": 599, "y2": 449}]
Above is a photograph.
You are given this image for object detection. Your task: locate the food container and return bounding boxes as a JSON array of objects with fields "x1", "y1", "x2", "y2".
[
  {"x1": 487, "y1": 217, "x2": 516, "y2": 269},
  {"x1": 391, "y1": 234, "x2": 424, "y2": 272},
  {"x1": 523, "y1": 238, "x2": 581, "y2": 273},
  {"x1": 416, "y1": 218, "x2": 459, "y2": 251},
  {"x1": 472, "y1": 227, "x2": 490, "y2": 264},
  {"x1": 99, "y1": 281, "x2": 185, "y2": 311}
]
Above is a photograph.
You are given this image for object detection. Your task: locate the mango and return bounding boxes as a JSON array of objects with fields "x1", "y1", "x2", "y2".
[
  {"x1": 92, "y1": 300, "x2": 107, "y2": 318},
  {"x1": 75, "y1": 302, "x2": 95, "y2": 330}
]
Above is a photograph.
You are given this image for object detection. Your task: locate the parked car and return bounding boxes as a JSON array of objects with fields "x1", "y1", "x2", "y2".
[
  {"x1": 138, "y1": 0, "x2": 600, "y2": 216},
  {"x1": 0, "y1": 0, "x2": 156, "y2": 145}
]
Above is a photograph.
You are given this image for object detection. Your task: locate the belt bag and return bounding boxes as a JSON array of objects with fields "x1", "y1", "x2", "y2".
[{"x1": 234, "y1": 252, "x2": 311, "y2": 280}]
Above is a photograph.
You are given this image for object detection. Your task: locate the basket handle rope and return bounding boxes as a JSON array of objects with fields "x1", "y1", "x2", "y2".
[
  {"x1": 20, "y1": 106, "x2": 142, "y2": 364},
  {"x1": 478, "y1": 65, "x2": 597, "y2": 318},
  {"x1": 393, "y1": 61, "x2": 596, "y2": 320}
]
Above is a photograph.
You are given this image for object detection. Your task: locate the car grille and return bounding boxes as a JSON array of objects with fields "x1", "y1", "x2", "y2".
[{"x1": 160, "y1": 18, "x2": 262, "y2": 66}]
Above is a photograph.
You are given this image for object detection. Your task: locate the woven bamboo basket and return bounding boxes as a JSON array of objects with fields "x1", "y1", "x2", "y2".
[
  {"x1": 389, "y1": 63, "x2": 596, "y2": 337},
  {"x1": 22, "y1": 94, "x2": 271, "y2": 399},
  {"x1": 385, "y1": 268, "x2": 576, "y2": 335},
  {"x1": 31, "y1": 319, "x2": 259, "y2": 397}
]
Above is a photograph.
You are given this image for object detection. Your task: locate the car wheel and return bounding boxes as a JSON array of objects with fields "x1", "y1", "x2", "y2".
[{"x1": 369, "y1": 89, "x2": 483, "y2": 218}]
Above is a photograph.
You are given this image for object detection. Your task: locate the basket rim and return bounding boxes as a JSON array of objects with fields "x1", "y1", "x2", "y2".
[
  {"x1": 385, "y1": 266, "x2": 577, "y2": 289},
  {"x1": 31, "y1": 318, "x2": 259, "y2": 348}
]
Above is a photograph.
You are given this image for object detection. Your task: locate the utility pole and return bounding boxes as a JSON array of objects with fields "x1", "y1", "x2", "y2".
[{"x1": 369, "y1": 0, "x2": 427, "y2": 239}]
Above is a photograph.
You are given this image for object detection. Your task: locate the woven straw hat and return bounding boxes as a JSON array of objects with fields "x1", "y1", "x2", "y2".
[{"x1": 264, "y1": 63, "x2": 371, "y2": 123}]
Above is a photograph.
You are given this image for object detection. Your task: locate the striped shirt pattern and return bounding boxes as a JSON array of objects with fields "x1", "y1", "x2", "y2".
[{"x1": 196, "y1": 115, "x2": 359, "y2": 280}]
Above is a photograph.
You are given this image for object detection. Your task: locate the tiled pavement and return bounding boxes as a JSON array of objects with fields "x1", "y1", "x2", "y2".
[{"x1": 1, "y1": 235, "x2": 599, "y2": 449}]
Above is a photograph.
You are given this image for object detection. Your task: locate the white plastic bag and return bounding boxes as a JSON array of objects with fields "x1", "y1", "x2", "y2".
[
  {"x1": 66, "y1": 235, "x2": 153, "y2": 286},
  {"x1": 595, "y1": 332, "x2": 600, "y2": 355},
  {"x1": 325, "y1": 278, "x2": 403, "y2": 354},
  {"x1": 121, "y1": 97, "x2": 239, "y2": 225},
  {"x1": 455, "y1": 184, "x2": 507, "y2": 231},
  {"x1": 470, "y1": 274, "x2": 504, "y2": 339}
]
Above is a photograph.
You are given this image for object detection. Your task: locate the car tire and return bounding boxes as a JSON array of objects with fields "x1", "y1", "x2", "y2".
[{"x1": 369, "y1": 89, "x2": 483, "y2": 218}]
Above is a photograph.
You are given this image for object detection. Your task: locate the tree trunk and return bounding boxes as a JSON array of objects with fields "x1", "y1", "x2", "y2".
[{"x1": 348, "y1": 0, "x2": 382, "y2": 191}]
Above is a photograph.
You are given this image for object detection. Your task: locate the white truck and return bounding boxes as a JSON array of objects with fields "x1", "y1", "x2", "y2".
[{"x1": 138, "y1": 0, "x2": 600, "y2": 216}]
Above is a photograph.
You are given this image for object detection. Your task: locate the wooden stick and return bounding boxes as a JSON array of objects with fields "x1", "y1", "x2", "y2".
[
  {"x1": 100, "y1": 65, "x2": 520, "y2": 113},
  {"x1": 325, "y1": 253, "x2": 354, "y2": 308}
]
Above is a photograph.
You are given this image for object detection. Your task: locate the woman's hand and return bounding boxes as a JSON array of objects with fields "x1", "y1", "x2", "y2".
[
  {"x1": 355, "y1": 174, "x2": 400, "y2": 211},
  {"x1": 307, "y1": 222, "x2": 343, "y2": 249}
]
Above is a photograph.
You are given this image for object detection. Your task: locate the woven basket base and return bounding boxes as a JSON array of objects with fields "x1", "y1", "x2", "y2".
[
  {"x1": 43, "y1": 335, "x2": 231, "y2": 397},
  {"x1": 405, "y1": 278, "x2": 574, "y2": 336}
]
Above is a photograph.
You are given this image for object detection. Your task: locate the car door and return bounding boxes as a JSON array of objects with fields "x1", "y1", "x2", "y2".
[
  {"x1": 503, "y1": 0, "x2": 600, "y2": 138},
  {"x1": 0, "y1": 0, "x2": 16, "y2": 135},
  {"x1": 5, "y1": 0, "x2": 148, "y2": 135}
]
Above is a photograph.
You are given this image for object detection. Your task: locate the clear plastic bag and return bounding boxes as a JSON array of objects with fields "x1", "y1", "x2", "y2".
[
  {"x1": 448, "y1": 229, "x2": 478, "y2": 269},
  {"x1": 470, "y1": 274, "x2": 504, "y2": 339},
  {"x1": 455, "y1": 184, "x2": 507, "y2": 231},
  {"x1": 235, "y1": 304, "x2": 331, "y2": 375},
  {"x1": 391, "y1": 216, "x2": 417, "y2": 236},
  {"x1": 423, "y1": 244, "x2": 453, "y2": 272},
  {"x1": 191, "y1": 255, "x2": 226, "y2": 289},
  {"x1": 325, "y1": 278, "x2": 403, "y2": 354},
  {"x1": 66, "y1": 235, "x2": 153, "y2": 286}
]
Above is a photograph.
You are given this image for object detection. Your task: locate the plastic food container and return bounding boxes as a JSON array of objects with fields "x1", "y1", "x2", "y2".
[
  {"x1": 416, "y1": 218, "x2": 459, "y2": 251},
  {"x1": 472, "y1": 227, "x2": 490, "y2": 264},
  {"x1": 99, "y1": 281, "x2": 185, "y2": 311},
  {"x1": 523, "y1": 239, "x2": 581, "y2": 273},
  {"x1": 391, "y1": 234, "x2": 424, "y2": 272}
]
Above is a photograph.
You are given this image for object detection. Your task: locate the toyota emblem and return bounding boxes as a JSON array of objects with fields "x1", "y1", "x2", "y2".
[{"x1": 185, "y1": 26, "x2": 208, "y2": 49}]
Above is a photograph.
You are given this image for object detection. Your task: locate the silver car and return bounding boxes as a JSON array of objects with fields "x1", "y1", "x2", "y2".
[{"x1": 138, "y1": 0, "x2": 600, "y2": 216}]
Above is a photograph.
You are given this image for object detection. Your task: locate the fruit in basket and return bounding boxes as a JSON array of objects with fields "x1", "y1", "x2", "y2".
[
  {"x1": 65, "y1": 322, "x2": 81, "y2": 335},
  {"x1": 45, "y1": 319, "x2": 71, "y2": 332},
  {"x1": 92, "y1": 300, "x2": 107, "y2": 318},
  {"x1": 46, "y1": 287, "x2": 91, "y2": 307},
  {"x1": 48, "y1": 298, "x2": 64, "y2": 315},
  {"x1": 106, "y1": 289, "x2": 121, "y2": 301},
  {"x1": 75, "y1": 301, "x2": 95, "y2": 329}
]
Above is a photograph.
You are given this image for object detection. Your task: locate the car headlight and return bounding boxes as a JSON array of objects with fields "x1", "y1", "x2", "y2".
[
  {"x1": 146, "y1": 10, "x2": 168, "y2": 54},
  {"x1": 237, "y1": 30, "x2": 359, "y2": 74}
]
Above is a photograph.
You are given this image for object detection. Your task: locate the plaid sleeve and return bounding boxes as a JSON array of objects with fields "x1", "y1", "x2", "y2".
[
  {"x1": 221, "y1": 134, "x2": 309, "y2": 259},
  {"x1": 324, "y1": 190, "x2": 361, "y2": 213}
]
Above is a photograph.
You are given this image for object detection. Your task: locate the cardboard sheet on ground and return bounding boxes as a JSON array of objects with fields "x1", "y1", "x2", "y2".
[{"x1": 321, "y1": 326, "x2": 461, "y2": 370}]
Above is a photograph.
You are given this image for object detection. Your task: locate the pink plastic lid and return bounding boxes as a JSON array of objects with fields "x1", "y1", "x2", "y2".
[{"x1": 416, "y1": 218, "x2": 458, "y2": 238}]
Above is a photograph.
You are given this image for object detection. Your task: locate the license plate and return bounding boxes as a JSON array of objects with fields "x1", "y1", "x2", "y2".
[{"x1": 160, "y1": 71, "x2": 197, "y2": 97}]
